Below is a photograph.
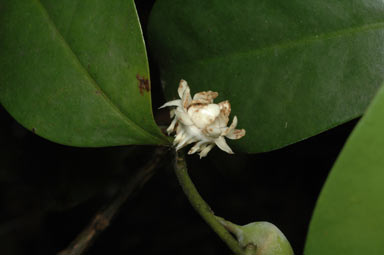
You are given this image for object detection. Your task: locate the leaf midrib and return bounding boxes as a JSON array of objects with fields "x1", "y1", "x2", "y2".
[
  {"x1": 188, "y1": 22, "x2": 384, "y2": 65},
  {"x1": 34, "y1": 0, "x2": 166, "y2": 144}
]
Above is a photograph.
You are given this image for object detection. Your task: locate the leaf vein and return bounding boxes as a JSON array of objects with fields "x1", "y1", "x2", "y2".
[{"x1": 193, "y1": 22, "x2": 384, "y2": 65}]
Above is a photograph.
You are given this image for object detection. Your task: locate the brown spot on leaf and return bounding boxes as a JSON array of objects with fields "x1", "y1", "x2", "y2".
[{"x1": 136, "y1": 74, "x2": 150, "y2": 95}]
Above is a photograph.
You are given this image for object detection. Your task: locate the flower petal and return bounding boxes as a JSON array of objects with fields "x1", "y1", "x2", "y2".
[
  {"x1": 159, "y1": 99, "x2": 181, "y2": 109},
  {"x1": 166, "y1": 117, "x2": 178, "y2": 135},
  {"x1": 223, "y1": 116, "x2": 238, "y2": 136},
  {"x1": 214, "y1": 136, "x2": 234, "y2": 154},
  {"x1": 173, "y1": 129, "x2": 185, "y2": 145},
  {"x1": 225, "y1": 128, "x2": 246, "y2": 140},
  {"x1": 175, "y1": 109, "x2": 194, "y2": 126},
  {"x1": 215, "y1": 112, "x2": 229, "y2": 129},
  {"x1": 188, "y1": 141, "x2": 206, "y2": 155},
  {"x1": 178, "y1": 79, "x2": 189, "y2": 98},
  {"x1": 191, "y1": 91, "x2": 218, "y2": 105},
  {"x1": 199, "y1": 144, "x2": 215, "y2": 158},
  {"x1": 181, "y1": 86, "x2": 192, "y2": 109},
  {"x1": 170, "y1": 109, "x2": 176, "y2": 118},
  {"x1": 188, "y1": 104, "x2": 220, "y2": 129},
  {"x1": 218, "y1": 100, "x2": 231, "y2": 118},
  {"x1": 175, "y1": 136, "x2": 197, "y2": 151},
  {"x1": 203, "y1": 125, "x2": 222, "y2": 138}
]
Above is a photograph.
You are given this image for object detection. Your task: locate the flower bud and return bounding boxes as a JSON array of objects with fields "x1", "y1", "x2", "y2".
[{"x1": 217, "y1": 217, "x2": 294, "y2": 255}]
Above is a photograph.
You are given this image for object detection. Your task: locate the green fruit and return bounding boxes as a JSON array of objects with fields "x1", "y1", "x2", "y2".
[{"x1": 217, "y1": 217, "x2": 294, "y2": 255}]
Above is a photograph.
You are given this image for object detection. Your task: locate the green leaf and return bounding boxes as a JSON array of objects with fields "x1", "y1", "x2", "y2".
[
  {"x1": 0, "y1": 0, "x2": 168, "y2": 146},
  {"x1": 304, "y1": 84, "x2": 384, "y2": 255},
  {"x1": 148, "y1": 0, "x2": 384, "y2": 153}
]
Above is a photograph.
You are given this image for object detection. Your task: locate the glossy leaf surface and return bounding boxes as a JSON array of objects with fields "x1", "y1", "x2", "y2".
[
  {"x1": 148, "y1": 0, "x2": 384, "y2": 153},
  {"x1": 0, "y1": 0, "x2": 168, "y2": 146},
  {"x1": 305, "y1": 84, "x2": 384, "y2": 255}
]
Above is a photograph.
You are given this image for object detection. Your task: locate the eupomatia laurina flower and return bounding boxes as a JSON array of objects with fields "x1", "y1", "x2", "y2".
[{"x1": 160, "y1": 80, "x2": 245, "y2": 158}]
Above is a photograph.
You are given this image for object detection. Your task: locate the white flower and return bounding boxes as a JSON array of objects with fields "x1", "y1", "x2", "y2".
[{"x1": 160, "y1": 79, "x2": 246, "y2": 158}]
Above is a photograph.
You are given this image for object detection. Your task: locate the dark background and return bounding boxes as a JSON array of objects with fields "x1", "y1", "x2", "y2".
[{"x1": 0, "y1": 1, "x2": 357, "y2": 254}]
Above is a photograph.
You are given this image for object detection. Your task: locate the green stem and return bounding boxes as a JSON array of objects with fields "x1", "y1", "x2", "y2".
[{"x1": 174, "y1": 150, "x2": 244, "y2": 255}]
